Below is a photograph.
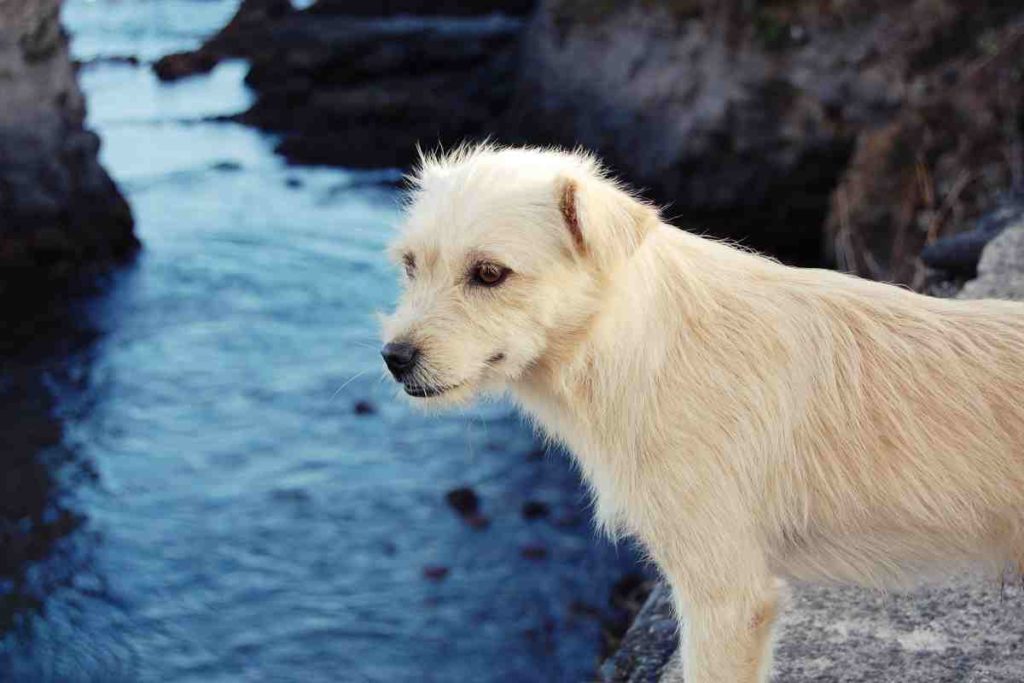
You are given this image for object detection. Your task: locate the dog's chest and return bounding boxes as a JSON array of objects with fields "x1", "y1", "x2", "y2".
[{"x1": 511, "y1": 387, "x2": 645, "y2": 531}]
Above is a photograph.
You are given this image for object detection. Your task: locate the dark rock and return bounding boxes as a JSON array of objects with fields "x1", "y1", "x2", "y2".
[
  {"x1": 442, "y1": 486, "x2": 489, "y2": 528},
  {"x1": 353, "y1": 399, "x2": 376, "y2": 415},
  {"x1": 959, "y1": 208, "x2": 1024, "y2": 301},
  {"x1": 204, "y1": 0, "x2": 294, "y2": 55},
  {"x1": 610, "y1": 573, "x2": 652, "y2": 614},
  {"x1": 150, "y1": 0, "x2": 294, "y2": 81},
  {"x1": 526, "y1": 447, "x2": 546, "y2": 460},
  {"x1": 601, "y1": 573, "x2": 656, "y2": 661},
  {"x1": 920, "y1": 227, "x2": 1002, "y2": 278},
  {"x1": 599, "y1": 583, "x2": 677, "y2": 683},
  {"x1": 463, "y1": 512, "x2": 490, "y2": 530},
  {"x1": 520, "y1": 543, "x2": 547, "y2": 560},
  {"x1": 210, "y1": 160, "x2": 243, "y2": 172},
  {"x1": 74, "y1": 54, "x2": 140, "y2": 69},
  {"x1": 444, "y1": 486, "x2": 480, "y2": 517},
  {"x1": 284, "y1": 176, "x2": 304, "y2": 188},
  {"x1": 422, "y1": 565, "x2": 449, "y2": 580},
  {"x1": 921, "y1": 198, "x2": 1024, "y2": 277},
  {"x1": 0, "y1": 0, "x2": 137, "y2": 294},
  {"x1": 521, "y1": 500, "x2": 549, "y2": 520},
  {"x1": 233, "y1": 14, "x2": 524, "y2": 169},
  {"x1": 153, "y1": 50, "x2": 218, "y2": 81},
  {"x1": 519, "y1": 1, "x2": 1024, "y2": 273}
]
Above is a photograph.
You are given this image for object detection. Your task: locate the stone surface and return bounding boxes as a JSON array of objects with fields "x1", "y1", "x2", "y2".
[
  {"x1": 0, "y1": 0, "x2": 136, "y2": 293},
  {"x1": 234, "y1": 12, "x2": 525, "y2": 168},
  {"x1": 517, "y1": 0, "x2": 1024, "y2": 271},
  {"x1": 959, "y1": 217, "x2": 1024, "y2": 301},
  {"x1": 603, "y1": 578, "x2": 1024, "y2": 682},
  {"x1": 152, "y1": 0, "x2": 293, "y2": 81},
  {"x1": 604, "y1": 206, "x2": 1024, "y2": 681}
]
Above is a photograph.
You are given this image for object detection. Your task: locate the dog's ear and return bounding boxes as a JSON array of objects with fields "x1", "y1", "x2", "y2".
[{"x1": 556, "y1": 173, "x2": 656, "y2": 271}]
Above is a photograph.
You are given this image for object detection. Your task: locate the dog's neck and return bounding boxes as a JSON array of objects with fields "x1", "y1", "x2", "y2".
[
  {"x1": 507, "y1": 225, "x2": 743, "y2": 530},
  {"x1": 511, "y1": 225, "x2": 694, "y2": 445}
]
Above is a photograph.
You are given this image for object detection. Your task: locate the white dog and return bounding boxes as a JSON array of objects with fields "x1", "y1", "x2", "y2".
[{"x1": 380, "y1": 144, "x2": 1024, "y2": 682}]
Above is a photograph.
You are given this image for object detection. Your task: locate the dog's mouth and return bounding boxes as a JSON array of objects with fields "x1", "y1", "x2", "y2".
[
  {"x1": 403, "y1": 382, "x2": 459, "y2": 398},
  {"x1": 399, "y1": 352, "x2": 503, "y2": 398}
]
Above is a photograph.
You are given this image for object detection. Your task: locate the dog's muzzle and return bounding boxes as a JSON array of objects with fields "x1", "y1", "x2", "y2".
[
  {"x1": 381, "y1": 341, "x2": 455, "y2": 397},
  {"x1": 381, "y1": 341, "x2": 419, "y2": 380}
]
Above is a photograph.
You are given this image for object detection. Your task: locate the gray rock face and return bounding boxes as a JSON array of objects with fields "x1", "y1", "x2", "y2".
[
  {"x1": 236, "y1": 12, "x2": 525, "y2": 168},
  {"x1": 515, "y1": 0, "x2": 1024, "y2": 272},
  {"x1": 0, "y1": 0, "x2": 136, "y2": 292},
  {"x1": 604, "y1": 204, "x2": 1024, "y2": 682},
  {"x1": 603, "y1": 578, "x2": 1024, "y2": 682},
  {"x1": 959, "y1": 217, "x2": 1024, "y2": 301},
  {"x1": 174, "y1": 0, "x2": 1024, "y2": 272}
]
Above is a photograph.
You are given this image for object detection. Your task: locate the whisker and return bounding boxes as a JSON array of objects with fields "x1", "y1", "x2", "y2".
[
  {"x1": 329, "y1": 368, "x2": 373, "y2": 403},
  {"x1": 349, "y1": 340, "x2": 384, "y2": 350}
]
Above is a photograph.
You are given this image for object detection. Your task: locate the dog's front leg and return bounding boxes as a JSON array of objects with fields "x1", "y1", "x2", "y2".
[{"x1": 655, "y1": 548, "x2": 780, "y2": 682}]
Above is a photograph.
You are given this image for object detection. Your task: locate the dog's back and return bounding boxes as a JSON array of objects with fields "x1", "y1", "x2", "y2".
[{"x1": 644, "y1": 226, "x2": 1024, "y2": 586}]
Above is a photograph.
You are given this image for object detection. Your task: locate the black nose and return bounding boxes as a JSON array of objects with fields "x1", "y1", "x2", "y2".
[{"x1": 381, "y1": 341, "x2": 419, "y2": 378}]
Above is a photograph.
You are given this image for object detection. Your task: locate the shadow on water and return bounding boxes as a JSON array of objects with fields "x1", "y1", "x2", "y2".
[{"x1": 0, "y1": 275, "x2": 126, "y2": 643}]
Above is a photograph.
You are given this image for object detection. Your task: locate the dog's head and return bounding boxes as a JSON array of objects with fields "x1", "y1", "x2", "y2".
[{"x1": 380, "y1": 145, "x2": 656, "y2": 403}]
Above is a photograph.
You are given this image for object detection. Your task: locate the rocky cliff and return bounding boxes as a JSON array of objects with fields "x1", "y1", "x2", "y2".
[
  {"x1": 163, "y1": 0, "x2": 1024, "y2": 275},
  {"x1": 0, "y1": 0, "x2": 136, "y2": 295},
  {"x1": 515, "y1": 0, "x2": 1024, "y2": 272}
]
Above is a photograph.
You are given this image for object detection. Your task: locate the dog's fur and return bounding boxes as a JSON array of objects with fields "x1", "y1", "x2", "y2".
[{"x1": 381, "y1": 145, "x2": 1024, "y2": 682}]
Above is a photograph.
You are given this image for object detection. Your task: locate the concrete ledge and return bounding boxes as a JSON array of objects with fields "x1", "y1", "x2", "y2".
[{"x1": 602, "y1": 579, "x2": 1024, "y2": 682}]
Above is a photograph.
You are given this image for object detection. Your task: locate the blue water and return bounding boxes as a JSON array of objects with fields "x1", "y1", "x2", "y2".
[{"x1": 0, "y1": 2, "x2": 637, "y2": 681}]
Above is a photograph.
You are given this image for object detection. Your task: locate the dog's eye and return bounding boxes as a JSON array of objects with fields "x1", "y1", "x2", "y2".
[
  {"x1": 402, "y1": 253, "x2": 416, "y2": 278},
  {"x1": 471, "y1": 262, "x2": 510, "y2": 287}
]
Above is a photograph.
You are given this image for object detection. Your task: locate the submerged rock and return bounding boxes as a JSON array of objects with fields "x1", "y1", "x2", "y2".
[
  {"x1": 520, "y1": 543, "x2": 548, "y2": 560},
  {"x1": 444, "y1": 486, "x2": 489, "y2": 528},
  {"x1": 445, "y1": 486, "x2": 479, "y2": 515},
  {"x1": 153, "y1": 50, "x2": 218, "y2": 81},
  {"x1": 353, "y1": 399, "x2": 376, "y2": 415},
  {"x1": 0, "y1": 0, "x2": 136, "y2": 294},
  {"x1": 422, "y1": 565, "x2": 449, "y2": 581},
  {"x1": 521, "y1": 500, "x2": 549, "y2": 520}
]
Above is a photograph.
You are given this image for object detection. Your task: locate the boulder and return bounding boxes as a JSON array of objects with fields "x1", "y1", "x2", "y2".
[
  {"x1": 958, "y1": 213, "x2": 1024, "y2": 301},
  {"x1": 0, "y1": 0, "x2": 136, "y2": 294}
]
